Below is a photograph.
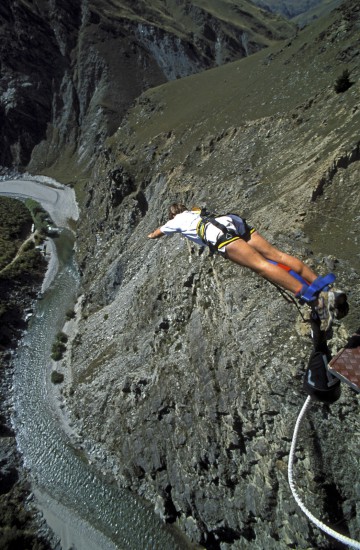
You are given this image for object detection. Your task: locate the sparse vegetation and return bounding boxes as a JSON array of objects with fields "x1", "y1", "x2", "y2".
[
  {"x1": 24, "y1": 198, "x2": 56, "y2": 235},
  {"x1": 0, "y1": 197, "x2": 32, "y2": 271},
  {"x1": 334, "y1": 68, "x2": 352, "y2": 93},
  {"x1": 51, "y1": 370, "x2": 64, "y2": 384},
  {"x1": 51, "y1": 332, "x2": 68, "y2": 361}
]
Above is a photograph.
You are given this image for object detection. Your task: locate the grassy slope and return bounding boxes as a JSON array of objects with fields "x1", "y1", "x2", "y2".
[
  {"x1": 0, "y1": 198, "x2": 32, "y2": 271},
  {"x1": 292, "y1": 0, "x2": 343, "y2": 26},
  {"x1": 117, "y1": 3, "x2": 352, "y2": 151},
  {"x1": 249, "y1": 0, "x2": 343, "y2": 20},
  {"x1": 107, "y1": 0, "x2": 359, "y2": 282},
  {"x1": 90, "y1": 0, "x2": 295, "y2": 45}
]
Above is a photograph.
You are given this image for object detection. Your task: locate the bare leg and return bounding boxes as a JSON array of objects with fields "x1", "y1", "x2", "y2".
[
  {"x1": 247, "y1": 232, "x2": 317, "y2": 284},
  {"x1": 224, "y1": 234, "x2": 316, "y2": 294}
]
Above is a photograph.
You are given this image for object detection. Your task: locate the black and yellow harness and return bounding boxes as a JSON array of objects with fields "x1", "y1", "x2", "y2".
[{"x1": 195, "y1": 208, "x2": 255, "y2": 254}]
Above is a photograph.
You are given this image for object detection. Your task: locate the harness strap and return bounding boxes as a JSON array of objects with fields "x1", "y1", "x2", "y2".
[
  {"x1": 196, "y1": 211, "x2": 241, "y2": 252},
  {"x1": 267, "y1": 260, "x2": 309, "y2": 285}
]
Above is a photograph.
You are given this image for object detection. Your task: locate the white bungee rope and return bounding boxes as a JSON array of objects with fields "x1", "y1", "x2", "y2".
[{"x1": 288, "y1": 395, "x2": 360, "y2": 549}]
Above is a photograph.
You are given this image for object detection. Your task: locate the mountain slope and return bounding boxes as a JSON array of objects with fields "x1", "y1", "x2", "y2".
[
  {"x1": 61, "y1": 1, "x2": 360, "y2": 548},
  {"x1": 250, "y1": 0, "x2": 343, "y2": 23},
  {"x1": 91, "y1": 0, "x2": 295, "y2": 48},
  {"x1": 0, "y1": 0, "x2": 294, "y2": 171},
  {"x1": 291, "y1": 0, "x2": 343, "y2": 26}
]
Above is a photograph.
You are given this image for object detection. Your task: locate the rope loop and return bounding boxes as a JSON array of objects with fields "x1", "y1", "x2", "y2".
[{"x1": 288, "y1": 396, "x2": 360, "y2": 549}]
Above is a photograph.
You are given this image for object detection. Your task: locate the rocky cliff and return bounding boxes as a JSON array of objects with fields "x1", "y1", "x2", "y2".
[
  {"x1": 1, "y1": 0, "x2": 360, "y2": 548},
  {"x1": 54, "y1": 1, "x2": 359, "y2": 548}
]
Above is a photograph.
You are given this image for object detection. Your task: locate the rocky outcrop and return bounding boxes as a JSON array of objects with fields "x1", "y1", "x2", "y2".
[
  {"x1": 59, "y1": 1, "x2": 360, "y2": 548},
  {"x1": 311, "y1": 141, "x2": 360, "y2": 200},
  {"x1": 0, "y1": 1, "x2": 66, "y2": 167}
]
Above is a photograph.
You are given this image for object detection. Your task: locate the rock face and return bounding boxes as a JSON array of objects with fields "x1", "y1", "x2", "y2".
[
  {"x1": 50, "y1": 1, "x2": 360, "y2": 548},
  {"x1": 0, "y1": 0, "x2": 294, "y2": 171},
  {"x1": 2, "y1": 0, "x2": 360, "y2": 548}
]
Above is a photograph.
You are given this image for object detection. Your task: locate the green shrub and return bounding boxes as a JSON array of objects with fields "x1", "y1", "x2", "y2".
[
  {"x1": 58, "y1": 331, "x2": 68, "y2": 343},
  {"x1": 51, "y1": 344, "x2": 66, "y2": 361},
  {"x1": 65, "y1": 308, "x2": 76, "y2": 320},
  {"x1": 51, "y1": 331, "x2": 68, "y2": 360},
  {"x1": 51, "y1": 371, "x2": 64, "y2": 384},
  {"x1": 334, "y1": 69, "x2": 352, "y2": 93}
]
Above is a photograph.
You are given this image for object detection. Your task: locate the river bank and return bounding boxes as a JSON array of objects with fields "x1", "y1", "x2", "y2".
[
  {"x1": 1, "y1": 177, "x2": 190, "y2": 550},
  {"x1": 0, "y1": 264, "x2": 57, "y2": 549},
  {"x1": 0, "y1": 176, "x2": 79, "y2": 228},
  {"x1": 0, "y1": 178, "x2": 77, "y2": 549}
]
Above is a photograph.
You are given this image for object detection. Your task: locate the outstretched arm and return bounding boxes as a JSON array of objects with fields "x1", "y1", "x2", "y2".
[{"x1": 148, "y1": 228, "x2": 165, "y2": 239}]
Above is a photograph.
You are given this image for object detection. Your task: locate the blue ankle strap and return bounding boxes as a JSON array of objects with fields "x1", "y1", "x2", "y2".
[{"x1": 300, "y1": 273, "x2": 336, "y2": 303}]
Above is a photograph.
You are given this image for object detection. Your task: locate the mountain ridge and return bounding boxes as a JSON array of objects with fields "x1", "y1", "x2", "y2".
[{"x1": 250, "y1": 0, "x2": 342, "y2": 23}]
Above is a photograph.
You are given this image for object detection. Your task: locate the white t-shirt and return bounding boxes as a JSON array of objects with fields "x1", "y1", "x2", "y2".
[
  {"x1": 160, "y1": 210, "x2": 243, "y2": 247},
  {"x1": 160, "y1": 211, "x2": 203, "y2": 245}
]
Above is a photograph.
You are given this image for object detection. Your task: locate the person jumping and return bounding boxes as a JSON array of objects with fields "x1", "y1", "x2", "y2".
[{"x1": 148, "y1": 203, "x2": 348, "y2": 331}]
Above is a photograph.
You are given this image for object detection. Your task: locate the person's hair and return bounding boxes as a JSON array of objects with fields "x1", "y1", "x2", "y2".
[{"x1": 168, "y1": 203, "x2": 187, "y2": 219}]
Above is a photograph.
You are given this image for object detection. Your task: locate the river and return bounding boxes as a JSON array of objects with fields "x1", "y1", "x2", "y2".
[{"x1": 0, "y1": 176, "x2": 186, "y2": 550}]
